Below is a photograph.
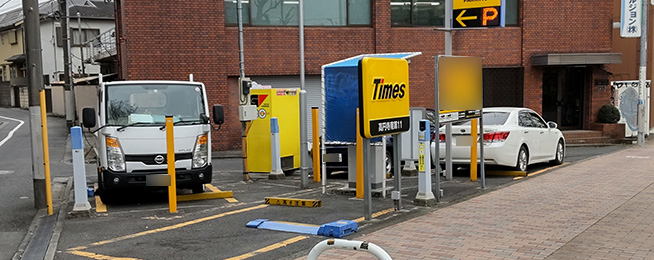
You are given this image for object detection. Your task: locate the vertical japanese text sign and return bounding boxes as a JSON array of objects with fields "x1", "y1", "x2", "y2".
[{"x1": 621, "y1": 0, "x2": 642, "y2": 38}]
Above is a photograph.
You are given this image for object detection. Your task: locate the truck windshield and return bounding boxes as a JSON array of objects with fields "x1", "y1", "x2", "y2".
[{"x1": 106, "y1": 84, "x2": 205, "y2": 126}]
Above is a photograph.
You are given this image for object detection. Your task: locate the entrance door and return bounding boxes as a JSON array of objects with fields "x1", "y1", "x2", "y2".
[{"x1": 541, "y1": 67, "x2": 585, "y2": 129}]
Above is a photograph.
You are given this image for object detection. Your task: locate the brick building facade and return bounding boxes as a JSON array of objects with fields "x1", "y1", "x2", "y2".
[{"x1": 114, "y1": 0, "x2": 620, "y2": 151}]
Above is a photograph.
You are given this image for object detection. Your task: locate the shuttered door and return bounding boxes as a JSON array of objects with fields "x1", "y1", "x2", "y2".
[{"x1": 250, "y1": 75, "x2": 323, "y2": 142}]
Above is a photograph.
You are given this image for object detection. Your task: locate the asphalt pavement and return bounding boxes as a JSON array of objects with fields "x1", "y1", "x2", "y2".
[{"x1": 0, "y1": 106, "x2": 643, "y2": 260}]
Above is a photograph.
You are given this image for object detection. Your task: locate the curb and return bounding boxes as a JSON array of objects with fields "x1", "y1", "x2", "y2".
[{"x1": 13, "y1": 177, "x2": 72, "y2": 260}]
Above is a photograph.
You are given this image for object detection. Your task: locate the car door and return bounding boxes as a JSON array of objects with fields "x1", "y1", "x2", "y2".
[
  {"x1": 530, "y1": 111, "x2": 558, "y2": 160},
  {"x1": 518, "y1": 111, "x2": 540, "y2": 161}
]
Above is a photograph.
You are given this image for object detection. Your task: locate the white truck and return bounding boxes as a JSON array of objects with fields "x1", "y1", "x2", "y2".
[{"x1": 81, "y1": 80, "x2": 224, "y2": 201}]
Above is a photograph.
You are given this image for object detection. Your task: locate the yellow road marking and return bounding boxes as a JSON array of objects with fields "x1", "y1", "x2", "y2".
[
  {"x1": 69, "y1": 204, "x2": 268, "y2": 251},
  {"x1": 68, "y1": 250, "x2": 142, "y2": 260},
  {"x1": 206, "y1": 184, "x2": 239, "y2": 202},
  {"x1": 527, "y1": 162, "x2": 569, "y2": 177},
  {"x1": 486, "y1": 170, "x2": 527, "y2": 177},
  {"x1": 264, "y1": 197, "x2": 321, "y2": 208},
  {"x1": 94, "y1": 184, "x2": 107, "y2": 213},
  {"x1": 353, "y1": 207, "x2": 396, "y2": 223},
  {"x1": 224, "y1": 236, "x2": 309, "y2": 260}
]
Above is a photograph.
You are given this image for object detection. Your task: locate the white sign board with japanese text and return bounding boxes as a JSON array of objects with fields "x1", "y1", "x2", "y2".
[{"x1": 621, "y1": 0, "x2": 642, "y2": 38}]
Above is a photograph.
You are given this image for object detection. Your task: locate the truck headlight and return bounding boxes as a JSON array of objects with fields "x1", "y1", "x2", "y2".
[
  {"x1": 106, "y1": 136, "x2": 125, "y2": 172},
  {"x1": 192, "y1": 134, "x2": 208, "y2": 168}
]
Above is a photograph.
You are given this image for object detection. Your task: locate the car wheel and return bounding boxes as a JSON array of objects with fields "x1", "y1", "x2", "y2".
[
  {"x1": 385, "y1": 151, "x2": 392, "y2": 174},
  {"x1": 515, "y1": 146, "x2": 528, "y2": 172},
  {"x1": 550, "y1": 139, "x2": 564, "y2": 165},
  {"x1": 192, "y1": 184, "x2": 205, "y2": 194}
]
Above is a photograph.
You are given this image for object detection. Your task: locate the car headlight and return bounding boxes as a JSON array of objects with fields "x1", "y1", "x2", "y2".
[
  {"x1": 192, "y1": 134, "x2": 209, "y2": 168},
  {"x1": 106, "y1": 136, "x2": 125, "y2": 172}
]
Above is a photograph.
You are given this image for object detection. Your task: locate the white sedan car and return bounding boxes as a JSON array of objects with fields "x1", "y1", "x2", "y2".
[{"x1": 430, "y1": 107, "x2": 565, "y2": 171}]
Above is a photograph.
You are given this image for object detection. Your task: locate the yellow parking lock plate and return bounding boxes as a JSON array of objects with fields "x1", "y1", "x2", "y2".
[
  {"x1": 177, "y1": 190, "x2": 234, "y2": 202},
  {"x1": 264, "y1": 197, "x2": 321, "y2": 208}
]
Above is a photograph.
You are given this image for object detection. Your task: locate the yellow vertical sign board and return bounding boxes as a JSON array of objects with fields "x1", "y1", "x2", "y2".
[
  {"x1": 418, "y1": 143, "x2": 425, "y2": 172},
  {"x1": 438, "y1": 56, "x2": 483, "y2": 111},
  {"x1": 358, "y1": 57, "x2": 411, "y2": 138}
]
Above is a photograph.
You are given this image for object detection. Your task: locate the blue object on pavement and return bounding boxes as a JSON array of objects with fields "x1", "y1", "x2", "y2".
[
  {"x1": 317, "y1": 220, "x2": 358, "y2": 238},
  {"x1": 246, "y1": 219, "x2": 358, "y2": 238},
  {"x1": 246, "y1": 219, "x2": 268, "y2": 228}
]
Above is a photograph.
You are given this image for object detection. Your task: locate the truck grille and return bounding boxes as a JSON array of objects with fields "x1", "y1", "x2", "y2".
[{"x1": 125, "y1": 153, "x2": 193, "y2": 165}]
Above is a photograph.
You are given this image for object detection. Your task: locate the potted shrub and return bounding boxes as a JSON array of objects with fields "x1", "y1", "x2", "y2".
[
  {"x1": 598, "y1": 104, "x2": 620, "y2": 123},
  {"x1": 592, "y1": 104, "x2": 624, "y2": 139}
]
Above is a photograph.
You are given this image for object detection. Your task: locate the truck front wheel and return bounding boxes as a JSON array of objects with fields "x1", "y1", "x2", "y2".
[{"x1": 192, "y1": 184, "x2": 205, "y2": 194}]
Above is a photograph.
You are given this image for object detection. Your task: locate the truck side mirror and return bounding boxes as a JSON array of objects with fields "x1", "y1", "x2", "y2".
[
  {"x1": 213, "y1": 104, "x2": 224, "y2": 125},
  {"x1": 82, "y1": 107, "x2": 96, "y2": 128}
]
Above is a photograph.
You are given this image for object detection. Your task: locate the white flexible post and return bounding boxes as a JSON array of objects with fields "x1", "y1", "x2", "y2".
[{"x1": 307, "y1": 239, "x2": 392, "y2": 260}]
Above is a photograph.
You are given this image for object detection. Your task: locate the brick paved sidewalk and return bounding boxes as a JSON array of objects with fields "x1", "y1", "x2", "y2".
[{"x1": 299, "y1": 142, "x2": 654, "y2": 260}]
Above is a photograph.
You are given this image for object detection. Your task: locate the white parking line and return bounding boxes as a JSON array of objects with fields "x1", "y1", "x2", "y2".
[{"x1": 0, "y1": 115, "x2": 25, "y2": 148}]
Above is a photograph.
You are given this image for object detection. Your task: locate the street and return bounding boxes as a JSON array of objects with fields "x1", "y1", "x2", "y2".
[{"x1": 0, "y1": 107, "x2": 631, "y2": 260}]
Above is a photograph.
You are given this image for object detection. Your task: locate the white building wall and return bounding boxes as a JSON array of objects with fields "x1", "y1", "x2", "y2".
[{"x1": 40, "y1": 19, "x2": 115, "y2": 83}]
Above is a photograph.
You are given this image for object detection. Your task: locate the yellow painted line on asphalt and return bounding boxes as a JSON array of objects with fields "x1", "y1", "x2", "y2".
[
  {"x1": 486, "y1": 170, "x2": 527, "y2": 177},
  {"x1": 69, "y1": 204, "x2": 268, "y2": 251},
  {"x1": 264, "y1": 197, "x2": 321, "y2": 208},
  {"x1": 68, "y1": 250, "x2": 142, "y2": 260},
  {"x1": 353, "y1": 207, "x2": 396, "y2": 223},
  {"x1": 94, "y1": 184, "x2": 107, "y2": 213},
  {"x1": 224, "y1": 236, "x2": 309, "y2": 260},
  {"x1": 206, "y1": 184, "x2": 239, "y2": 203},
  {"x1": 527, "y1": 162, "x2": 569, "y2": 177}
]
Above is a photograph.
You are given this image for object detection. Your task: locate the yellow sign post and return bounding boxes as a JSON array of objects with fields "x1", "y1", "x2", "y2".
[
  {"x1": 358, "y1": 57, "x2": 411, "y2": 138},
  {"x1": 166, "y1": 116, "x2": 177, "y2": 213}
]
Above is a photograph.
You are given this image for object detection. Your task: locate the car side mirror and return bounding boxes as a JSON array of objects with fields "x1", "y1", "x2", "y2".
[
  {"x1": 82, "y1": 107, "x2": 96, "y2": 128},
  {"x1": 212, "y1": 104, "x2": 224, "y2": 125},
  {"x1": 547, "y1": 121, "x2": 558, "y2": 129}
]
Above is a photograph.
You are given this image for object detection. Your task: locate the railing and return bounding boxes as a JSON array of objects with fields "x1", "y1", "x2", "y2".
[{"x1": 85, "y1": 28, "x2": 116, "y2": 63}]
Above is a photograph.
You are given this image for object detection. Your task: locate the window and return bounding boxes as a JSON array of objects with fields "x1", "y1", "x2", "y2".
[
  {"x1": 505, "y1": 0, "x2": 519, "y2": 26},
  {"x1": 391, "y1": 0, "x2": 444, "y2": 26},
  {"x1": 56, "y1": 27, "x2": 100, "y2": 47},
  {"x1": 225, "y1": 0, "x2": 370, "y2": 26},
  {"x1": 8, "y1": 30, "x2": 17, "y2": 45}
]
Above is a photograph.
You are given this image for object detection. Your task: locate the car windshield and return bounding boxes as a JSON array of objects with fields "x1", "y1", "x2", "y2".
[
  {"x1": 106, "y1": 84, "x2": 205, "y2": 126},
  {"x1": 453, "y1": 112, "x2": 509, "y2": 126}
]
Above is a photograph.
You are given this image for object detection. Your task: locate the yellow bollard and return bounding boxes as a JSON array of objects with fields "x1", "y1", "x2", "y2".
[
  {"x1": 166, "y1": 116, "x2": 177, "y2": 213},
  {"x1": 356, "y1": 109, "x2": 363, "y2": 199},
  {"x1": 312, "y1": 107, "x2": 320, "y2": 183},
  {"x1": 470, "y1": 119, "x2": 478, "y2": 182},
  {"x1": 40, "y1": 90, "x2": 53, "y2": 215}
]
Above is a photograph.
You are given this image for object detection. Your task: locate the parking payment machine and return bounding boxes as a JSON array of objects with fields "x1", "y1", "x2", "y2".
[{"x1": 247, "y1": 88, "x2": 301, "y2": 173}]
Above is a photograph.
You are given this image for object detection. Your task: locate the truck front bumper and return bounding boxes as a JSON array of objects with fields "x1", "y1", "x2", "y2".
[{"x1": 99, "y1": 165, "x2": 212, "y2": 190}]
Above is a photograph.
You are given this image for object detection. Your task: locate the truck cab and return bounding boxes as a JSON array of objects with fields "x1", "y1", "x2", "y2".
[{"x1": 82, "y1": 80, "x2": 224, "y2": 200}]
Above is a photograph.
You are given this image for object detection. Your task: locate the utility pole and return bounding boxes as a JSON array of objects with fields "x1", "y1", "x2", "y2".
[
  {"x1": 22, "y1": 0, "x2": 47, "y2": 208},
  {"x1": 299, "y1": 0, "x2": 308, "y2": 189},
  {"x1": 638, "y1": 0, "x2": 648, "y2": 146},
  {"x1": 59, "y1": 0, "x2": 74, "y2": 127}
]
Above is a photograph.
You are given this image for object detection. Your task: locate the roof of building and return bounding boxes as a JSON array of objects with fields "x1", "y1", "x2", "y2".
[{"x1": 0, "y1": 0, "x2": 114, "y2": 30}]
